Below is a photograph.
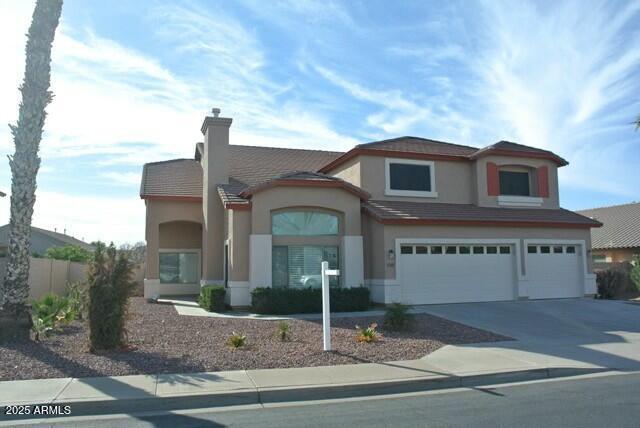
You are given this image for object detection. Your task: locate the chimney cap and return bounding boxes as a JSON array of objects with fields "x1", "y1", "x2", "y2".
[{"x1": 211, "y1": 108, "x2": 221, "y2": 118}]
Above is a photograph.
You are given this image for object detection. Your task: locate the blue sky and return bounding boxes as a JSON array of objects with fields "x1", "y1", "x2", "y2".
[{"x1": 1, "y1": 0, "x2": 639, "y2": 244}]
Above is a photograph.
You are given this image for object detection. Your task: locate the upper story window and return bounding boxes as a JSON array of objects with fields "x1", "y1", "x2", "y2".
[
  {"x1": 385, "y1": 158, "x2": 437, "y2": 197},
  {"x1": 499, "y1": 171, "x2": 530, "y2": 196},
  {"x1": 272, "y1": 211, "x2": 339, "y2": 236}
]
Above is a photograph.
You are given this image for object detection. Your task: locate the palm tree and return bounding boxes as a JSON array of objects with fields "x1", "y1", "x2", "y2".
[{"x1": 0, "y1": 0, "x2": 63, "y2": 342}]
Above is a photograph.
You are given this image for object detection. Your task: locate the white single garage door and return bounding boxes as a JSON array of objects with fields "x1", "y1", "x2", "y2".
[
  {"x1": 526, "y1": 244, "x2": 583, "y2": 299},
  {"x1": 399, "y1": 243, "x2": 517, "y2": 305}
]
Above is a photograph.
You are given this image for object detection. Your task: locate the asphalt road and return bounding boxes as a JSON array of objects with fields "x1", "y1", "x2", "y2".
[{"x1": 13, "y1": 372, "x2": 640, "y2": 428}]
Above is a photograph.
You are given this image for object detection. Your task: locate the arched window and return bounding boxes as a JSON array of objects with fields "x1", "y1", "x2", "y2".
[{"x1": 272, "y1": 211, "x2": 339, "y2": 236}]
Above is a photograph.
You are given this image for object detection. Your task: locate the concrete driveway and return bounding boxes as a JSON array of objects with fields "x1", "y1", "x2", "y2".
[{"x1": 419, "y1": 298, "x2": 640, "y2": 371}]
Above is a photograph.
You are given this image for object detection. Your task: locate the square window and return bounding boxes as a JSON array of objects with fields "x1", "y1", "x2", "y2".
[
  {"x1": 499, "y1": 246, "x2": 511, "y2": 254},
  {"x1": 566, "y1": 246, "x2": 576, "y2": 254},
  {"x1": 473, "y1": 246, "x2": 485, "y2": 254},
  {"x1": 459, "y1": 246, "x2": 471, "y2": 254},
  {"x1": 553, "y1": 246, "x2": 563, "y2": 254},
  {"x1": 389, "y1": 162, "x2": 432, "y2": 192},
  {"x1": 431, "y1": 246, "x2": 443, "y2": 254},
  {"x1": 540, "y1": 246, "x2": 551, "y2": 254},
  {"x1": 527, "y1": 246, "x2": 538, "y2": 254},
  {"x1": 400, "y1": 246, "x2": 413, "y2": 255},
  {"x1": 499, "y1": 171, "x2": 530, "y2": 196},
  {"x1": 486, "y1": 246, "x2": 498, "y2": 254},
  {"x1": 415, "y1": 246, "x2": 429, "y2": 254},
  {"x1": 445, "y1": 246, "x2": 457, "y2": 254}
]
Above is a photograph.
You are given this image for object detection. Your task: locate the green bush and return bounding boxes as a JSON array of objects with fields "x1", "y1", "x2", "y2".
[
  {"x1": 198, "y1": 285, "x2": 226, "y2": 312},
  {"x1": 631, "y1": 256, "x2": 640, "y2": 291},
  {"x1": 88, "y1": 242, "x2": 135, "y2": 351},
  {"x1": 44, "y1": 244, "x2": 93, "y2": 262},
  {"x1": 227, "y1": 332, "x2": 247, "y2": 349},
  {"x1": 66, "y1": 282, "x2": 89, "y2": 320},
  {"x1": 596, "y1": 268, "x2": 627, "y2": 298},
  {"x1": 384, "y1": 303, "x2": 414, "y2": 330},
  {"x1": 250, "y1": 286, "x2": 370, "y2": 314},
  {"x1": 30, "y1": 293, "x2": 75, "y2": 341}
]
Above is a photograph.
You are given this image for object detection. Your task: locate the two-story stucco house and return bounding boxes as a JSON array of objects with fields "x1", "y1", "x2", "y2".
[{"x1": 140, "y1": 108, "x2": 601, "y2": 307}]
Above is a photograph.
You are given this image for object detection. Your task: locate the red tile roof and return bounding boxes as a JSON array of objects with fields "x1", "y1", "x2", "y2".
[{"x1": 363, "y1": 200, "x2": 601, "y2": 228}]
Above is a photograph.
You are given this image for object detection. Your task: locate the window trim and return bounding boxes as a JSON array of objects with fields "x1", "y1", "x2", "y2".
[
  {"x1": 158, "y1": 248, "x2": 201, "y2": 285},
  {"x1": 385, "y1": 158, "x2": 438, "y2": 198}
]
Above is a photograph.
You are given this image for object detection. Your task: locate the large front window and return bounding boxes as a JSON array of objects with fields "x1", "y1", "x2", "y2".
[
  {"x1": 272, "y1": 246, "x2": 339, "y2": 288},
  {"x1": 272, "y1": 211, "x2": 339, "y2": 236},
  {"x1": 159, "y1": 251, "x2": 199, "y2": 284},
  {"x1": 499, "y1": 171, "x2": 530, "y2": 196}
]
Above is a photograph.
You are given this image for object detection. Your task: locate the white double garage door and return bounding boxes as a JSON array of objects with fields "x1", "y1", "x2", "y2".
[{"x1": 398, "y1": 241, "x2": 585, "y2": 305}]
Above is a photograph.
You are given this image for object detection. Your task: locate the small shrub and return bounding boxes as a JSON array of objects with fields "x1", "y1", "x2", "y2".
[
  {"x1": 88, "y1": 242, "x2": 136, "y2": 351},
  {"x1": 596, "y1": 268, "x2": 628, "y2": 298},
  {"x1": 251, "y1": 286, "x2": 370, "y2": 314},
  {"x1": 276, "y1": 321, "x2": 291, "y2": 342},
  {"x1": 66, "y1": 282, "x2": 89, "y2": 320},
  {"x1": 356, "y1": 323, "x2": 380, "y2": 343},
  {"x1": 384, "y1": 303, "x2": 414, "y2": 330},
  {"x1": 631, "y1": 256, "x2": 640, "y2": 292},
  {"x1": 227, "y1": 332, "x2": 247, "y2": 349},
  {"x1": 198, "y1": 285, "x2": 226, "y2": 312},
  {"x1": 30, "y1": 293, "x2": 74, "y2": 340}
]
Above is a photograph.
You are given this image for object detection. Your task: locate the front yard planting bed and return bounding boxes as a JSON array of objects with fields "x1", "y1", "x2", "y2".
[{"x1": 0, "y1": 298, "x2": 511, "y2": 381}]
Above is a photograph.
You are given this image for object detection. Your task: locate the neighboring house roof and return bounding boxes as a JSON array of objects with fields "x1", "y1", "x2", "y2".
[
  {"x1": 0, "y1": 224, "x2": 95, "y2": 255},
  {"x1": 577, "y1": 202, "x2": 640, "y2": 249},
  {"x1": 318, "y1": 137, "x2": 568, "y2": 173},
  {"x1": 141, "y1": 145, "x2": 343, "y2": 200},
  {"x1": 363, "y1": 200, "x2": 602, "y2": 228}
]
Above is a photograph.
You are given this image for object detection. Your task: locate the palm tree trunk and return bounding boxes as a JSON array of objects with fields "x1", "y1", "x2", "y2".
[{"x1": 0, "y1": 0, "x2": 63, "y2": 342}]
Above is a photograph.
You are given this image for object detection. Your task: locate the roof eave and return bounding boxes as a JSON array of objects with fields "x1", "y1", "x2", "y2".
[
  {"x1": 318, "y1": 147, "x2": 469, "y2": 173},
  {"x1": 470, "y1": 148, "x2": 569, "y2": 167},
  {"x1": 240, "y1": 178, "x2": 370, "y2": 201}
]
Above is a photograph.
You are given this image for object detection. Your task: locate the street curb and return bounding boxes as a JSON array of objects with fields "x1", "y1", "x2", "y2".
[{"x1": 0, "y1": 367, "x2": 609, "y2": 422}]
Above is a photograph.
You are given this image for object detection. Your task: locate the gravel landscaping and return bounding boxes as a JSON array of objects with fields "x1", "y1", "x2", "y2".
[{"x1": 0, "y1": 297, "x2": 511, "y2": 381}]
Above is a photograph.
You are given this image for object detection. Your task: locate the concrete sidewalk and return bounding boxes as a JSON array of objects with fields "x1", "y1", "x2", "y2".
[{"x1": 0, "y1": 343, "x2": 612, "y2": 423}]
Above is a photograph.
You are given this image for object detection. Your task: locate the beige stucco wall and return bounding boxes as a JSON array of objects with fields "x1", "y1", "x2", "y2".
[
  {"x1": 329, "y1": 154, "x2": 561, "y2": 210},
  {"x1": 228, "y1": 209, "x2": 251, "y2": 282},
  {"x1": 346, "y1": 155, "x2": 474, "y2": 204},
  {"x1": 250, "y1": 186, "x2": 362, "y2": 235},
  {"x1": 363, "y1": 218, "x2": 592, "y2": 280},
  {"x1": 159, "y1": 221, "x2": 202, "y2": 249},
  {"x1": 145, "y1": 199, "x2": 203, "y2": 279},
  {"x1": 331, "y1": 156, "x2": 361, "y2": 187},
  {"x1": 474, "y1": 155, "x2": 559, "y2": 209}
]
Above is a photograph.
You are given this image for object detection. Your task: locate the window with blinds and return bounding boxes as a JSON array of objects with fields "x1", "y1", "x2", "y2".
[{"x1": 272, "y1": 245, "x2": 339, "y2": 288}]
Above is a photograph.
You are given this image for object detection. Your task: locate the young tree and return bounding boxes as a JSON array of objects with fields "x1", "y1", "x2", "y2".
[
  {"x1": 44, "y1": 245, "x2": 93, "y2": 262},
  {"x1": 0, "y1": 0, "x2": 63, "y2": 342}
]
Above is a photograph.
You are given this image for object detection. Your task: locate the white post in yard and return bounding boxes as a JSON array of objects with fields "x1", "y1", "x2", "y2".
[{"x1": 321, "y1": 261, "x2": 340, "y2": 351}]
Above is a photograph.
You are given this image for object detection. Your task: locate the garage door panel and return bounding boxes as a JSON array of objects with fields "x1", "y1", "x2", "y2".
[
  {"x1": 400, "y1": 246, "x2": 517, "y2": 305},
  {"x1": 526, "y1": 244, "x2": 582, "y2": 299}
]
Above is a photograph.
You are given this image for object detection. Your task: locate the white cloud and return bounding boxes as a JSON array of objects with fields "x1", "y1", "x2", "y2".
[
  {"x1": 101, "y1": 172, "x2": 142, "y2": 186},
  {"x1": 474, "y1": 0, "x2": 640, "y2": 197}
]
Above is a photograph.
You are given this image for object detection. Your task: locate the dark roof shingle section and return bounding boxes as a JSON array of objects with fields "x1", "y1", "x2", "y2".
[
  {"x1": 364, "y1": 200, "x2": 601, "y2": 227},
  {"x1": 140, "y1": 159, "x2": 202, "y2": 198},
  {"x1": 577, "y1": 202, "x2": 640, "y2": 249},
  {"x1": 227, "y1": 145, "x2": 343, "y2": 188},
  {"x1": 358, "y1": 136, "x2": 478, "y2": 156}
]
